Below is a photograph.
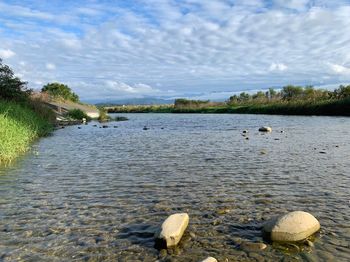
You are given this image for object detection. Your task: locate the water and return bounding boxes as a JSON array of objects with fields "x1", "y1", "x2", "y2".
[{"x1": 1, "y1": 114, "x2": 349, "y2": 261}]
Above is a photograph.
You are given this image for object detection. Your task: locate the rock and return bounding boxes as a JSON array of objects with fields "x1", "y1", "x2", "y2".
[
  {"x1": 263, "y1": 211, "x2": 320, "y2": 242},
  {"x1": 201, "y1": 257, "x2": 218, "y2": 262},
  {"x1": 240, "y1": 241, "x2": 267, "y2": 251},
  {"x1": 245, "y1": 137, "x2": 249, "y2": 140},
  {"x1": 113, "y1": 126, "x2": 118, "y2": 128},
  {"x1": 259, "y1": 126, "x2": 272, "y2": 132},
  {"x1": 102, "y1": 125, "x2": 108, "y2": 128},
  {"x1": 155, "y1": 213, "x2": 189, "y2": 248},
  {"x1": 143, "y1": 126, "x2": 149, "y2": 130},
  {"x1": 319, "y1": 151, "x2": 326, "y2": 154},
  {"x1": 242, "y1": 130, "x2": 248, "y2": 133},
  {"x1": 78, "y1": 127, "x2": 81, "y2": 129}
]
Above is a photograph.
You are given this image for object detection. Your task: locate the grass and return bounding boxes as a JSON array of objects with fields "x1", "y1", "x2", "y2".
[
  {"x1": 105, "y1": 98, "x2": 350, "y2": 116},
  {"x1": 0, "y1": 99, "x2": 54, "y2": 165}
]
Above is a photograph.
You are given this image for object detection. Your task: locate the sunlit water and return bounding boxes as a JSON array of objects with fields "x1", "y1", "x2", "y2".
[{"x1": 1, "y1": 114, "x2": 349, "y2": 261}]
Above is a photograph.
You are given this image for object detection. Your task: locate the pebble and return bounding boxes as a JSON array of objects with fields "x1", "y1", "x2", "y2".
[
  {"x1": 216, "y1": 208, "x2": 231, "y2": 215},
  {"x1": 240, "y1": 241, "x2": 267, "y2": 251},
  {"x1": 201, "y1": 257, "x2": 218, "y2": 262}
]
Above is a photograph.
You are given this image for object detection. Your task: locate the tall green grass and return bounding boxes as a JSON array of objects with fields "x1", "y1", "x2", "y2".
[
  {"x1": 0, "y1": 100, "x2": 54, "y2": 165},
  {"x1": 105, "y1": 98, "x2": 350, "y2": 116}
]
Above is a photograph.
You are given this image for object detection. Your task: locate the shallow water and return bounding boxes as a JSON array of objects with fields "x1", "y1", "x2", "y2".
[{"x1": 1, "y1": 114, "x2": 349, "y2": 261}]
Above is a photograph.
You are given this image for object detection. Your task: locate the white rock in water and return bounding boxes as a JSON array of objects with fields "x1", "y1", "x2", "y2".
[
  {"x1": 263, "y1": 211, "x2": 320, "y2": 242},
  {"x1": 259, "y1": 126, "x2": 272, "y2": 132},
  {"x1": 157, "y1": 213, "x2": 189, "y2": 248},
  {"x1": 201, "y1": 257, "x2": 218, "y2": 262}
]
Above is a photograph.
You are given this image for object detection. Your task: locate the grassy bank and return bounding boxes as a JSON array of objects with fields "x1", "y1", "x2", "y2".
[
  {"x1": 0, "y1": 100, "x2": 54, "y2": 165},
  {"x1": 106, "y1": 98, "x2": 350, "y2": 116}
]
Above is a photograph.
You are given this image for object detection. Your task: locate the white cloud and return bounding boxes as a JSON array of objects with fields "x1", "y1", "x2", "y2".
[
  {"x1": 0, "y1": 49, "x2": 16, "y2": 59},
  {"x1": 46, "y1": 63, "x2": 56, "y2": 70},
  {"x1": 269, "y1": 63, "x2": 288, "y2": 72},
  {"x1": 105, "y1": 81, "x2": 160, "y2": 95},
  {"x1": 330, "y1": 64, "x2": 350, "y2": 75}
]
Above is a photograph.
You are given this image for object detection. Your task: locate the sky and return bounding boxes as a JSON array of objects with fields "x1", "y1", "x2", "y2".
[{"x1": 1, "y1": 0, "x2": 350, "y2": 102}]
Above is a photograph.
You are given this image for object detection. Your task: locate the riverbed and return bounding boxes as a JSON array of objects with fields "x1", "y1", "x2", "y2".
[{"x1": 1, "y1": 114, "x2": 349, "y2": 261}]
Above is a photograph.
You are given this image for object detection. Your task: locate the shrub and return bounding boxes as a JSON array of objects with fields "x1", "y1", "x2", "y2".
[{"x1": 67, "y1": 109, "x2": 89, "y2": 120}]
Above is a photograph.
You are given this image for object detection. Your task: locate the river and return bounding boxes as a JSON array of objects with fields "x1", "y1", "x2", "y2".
[{"x1": 1, "y1": 114, "x2": 349, "y2": 261}]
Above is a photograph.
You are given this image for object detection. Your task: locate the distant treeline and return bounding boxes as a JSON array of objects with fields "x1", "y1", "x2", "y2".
[{"x1": 106, "y1": 84, "x2": 350, "y2": 116}]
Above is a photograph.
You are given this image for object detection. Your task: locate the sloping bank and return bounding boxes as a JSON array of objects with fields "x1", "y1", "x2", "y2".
[{"x1": 0, "y1": 99, "x2": 54, "y2": 165}]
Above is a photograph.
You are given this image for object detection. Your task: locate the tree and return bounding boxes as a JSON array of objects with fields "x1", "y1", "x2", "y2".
[
  {"x1": 268, "y1": 88, "x2": 277, "y2": 99},
  {"x1": 239, "y1": 92, "x2": 250, "y2": 102},
  {"x1": 42, "y1": 82, "x2": 79, "y2": 102},
  {"x1": 252, "y1": 91, "x2": 266, "y2": 102},
  {"x1": 333, "y1": 85, "x2": 350, "y2": 99},
  {"x1": 281, "y1": 85, "x2": 304, "y2": 100},
  {"x1": 0, "y1": 58, "x2": 30, "y2": 101}
]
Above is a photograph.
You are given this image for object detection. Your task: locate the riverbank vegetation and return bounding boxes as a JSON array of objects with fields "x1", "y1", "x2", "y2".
[
  {"x1": 0, "y1": 59, "x2": 55, "y2": 165},
  {"x1": 106, "y1": 84, "x2": 350, "y2": 116}
]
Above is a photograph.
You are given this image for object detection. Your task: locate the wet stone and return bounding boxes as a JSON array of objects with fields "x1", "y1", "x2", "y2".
[
  {"x1": 259, "y1": 126, "x2": 272, "y2": 132},
  {"x1": 263, "y1": 211, "x2": 320, "y2": 242},
  {"x1": 155, "y1": 213, "x2": 189, "y2": 248},
  {"x1": 240, "y1": 241, "x2": 267, "y2": 251},
  {"x1": 201, "y1": 257, "x2": 218, "y2": 262}
]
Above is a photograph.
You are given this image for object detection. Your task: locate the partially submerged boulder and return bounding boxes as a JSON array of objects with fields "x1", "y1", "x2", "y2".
[
  {"x1": 259, "y1": 126, "x2": 272, "y2": 132},
  {"x1": 155, "y1": 213, "x2": 189, "y2": 248},
  {"x1": 263, "y1": 211, "x2": 320, "y2": 242}
]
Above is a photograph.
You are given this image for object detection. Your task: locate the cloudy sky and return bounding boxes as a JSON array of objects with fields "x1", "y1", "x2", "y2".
[{"x1": 1, "y1": 0, "x2": 350, "y2": 101}]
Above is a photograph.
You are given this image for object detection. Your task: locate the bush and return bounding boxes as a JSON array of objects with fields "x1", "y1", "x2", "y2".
[
  {"x1": 67, "y1": 109, "x2": 89, "y2": 120},
  {"x1": 98, "y1": 108, "x2": 111, "y2": 122}
]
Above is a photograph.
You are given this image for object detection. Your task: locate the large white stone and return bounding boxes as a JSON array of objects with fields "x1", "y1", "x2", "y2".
[
  {"x1": 157, "y1": 213, "x2": 189, "y2": 248},
  {"x1": 259, "y1": 126, "x2": 272, "y2": 132},
  {"x1": 201, "y1": 257, "x2": 218, "y2": 262},
  {"x1": 263, "y1": 211, "x2": 320, "y2": 242}
]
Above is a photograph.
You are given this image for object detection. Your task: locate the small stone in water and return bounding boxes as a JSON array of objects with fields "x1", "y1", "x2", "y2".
[
  {"x1": 211, "y1": 219, "x2": 221, "y2": 226},
  {"x1": 216, "y1": 208, "x2": 231, "y2": 215},
  {"x1": 240, "y1": 241, "x2": 267, "y2": 251},
  {"x1": 158, "y1": 249, "x2": 167, "y2": 258},
  {"x1": 201, "y1": 257, "x2": 218, "y2": 262}
]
